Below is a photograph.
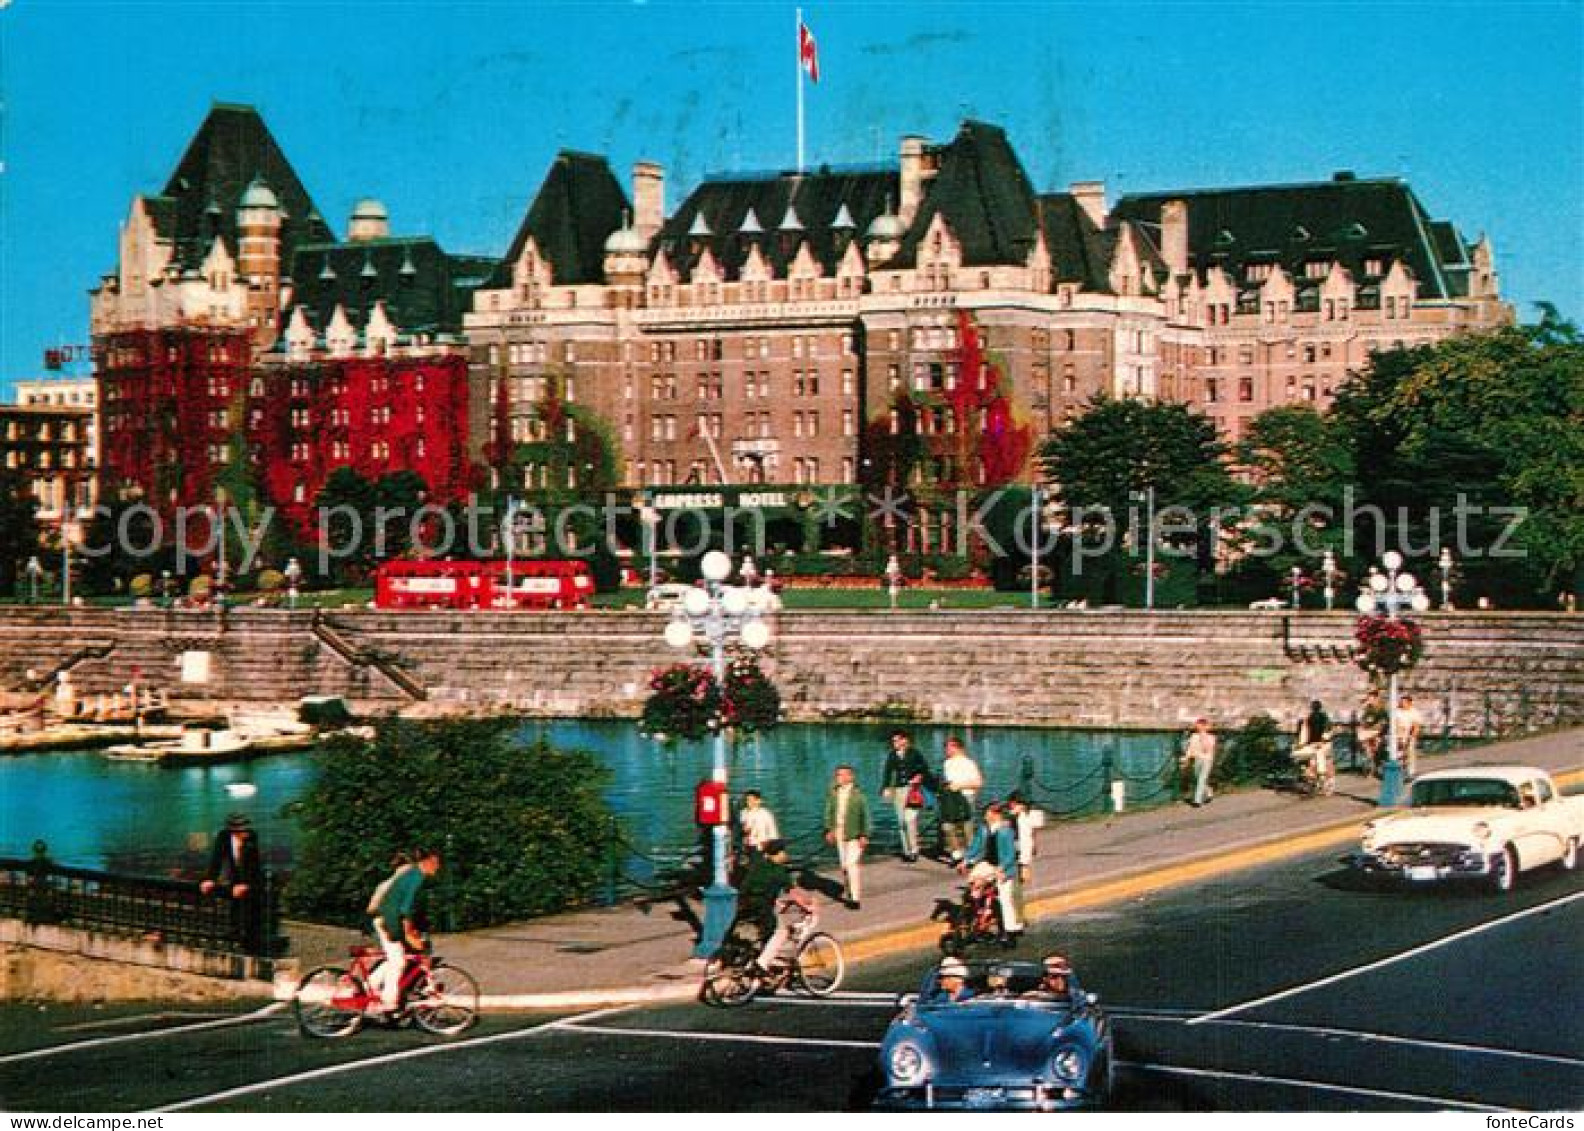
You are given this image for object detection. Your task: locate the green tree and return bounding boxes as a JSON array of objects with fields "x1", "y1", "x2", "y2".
[
  {"x1": 1331, "y1": 316, "x2": 1584, "y2": 605},
  {"x1": 314, "y1": 467, "x2": 377, "y2": 581},
  {"x1": 0, "y1": 468, "x2": 40, "y2": 595},
  {"x1": 1039, "y1": 396, "x2": 1243, "y2": 602},
  {"x1": 284, "y1": 720, "x2": 615, "y2": 930}
]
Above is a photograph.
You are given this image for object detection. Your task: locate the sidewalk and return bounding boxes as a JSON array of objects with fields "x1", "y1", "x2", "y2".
[{"x1": 282, "y1": 727, "x2": 1583, "y2": 1006}]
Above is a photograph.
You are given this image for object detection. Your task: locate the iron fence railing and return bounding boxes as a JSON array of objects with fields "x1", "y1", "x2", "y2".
[{"x1": 0, "y1": 847, "x2": 281, "y2": 957}]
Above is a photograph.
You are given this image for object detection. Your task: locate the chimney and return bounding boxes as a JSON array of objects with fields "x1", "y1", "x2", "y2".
[
  {"x1": 899, "y1": 135, "x2": 928, "y2": 226},
  {"x1": 633, "y1": 161, "x2": 664, "y2": 241},
  {"x1": 1161, "y1": 199, "x2": 1189, "y2": 276},
  {"x1": 1070, "y1": 181, "x2": 1108, "y2": 229}
]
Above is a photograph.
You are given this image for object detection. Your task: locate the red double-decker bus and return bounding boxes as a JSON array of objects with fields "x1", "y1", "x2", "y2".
[{"x1": 373, "y1": 560, "x2": 594, "y2": 611}]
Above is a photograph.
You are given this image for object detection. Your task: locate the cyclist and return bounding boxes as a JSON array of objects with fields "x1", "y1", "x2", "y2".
[
  {"x1": 368, "y1": 847, "x2": 442, "y2": 1015},
  {"x1": 739, "y1": 839, "x2": 814, "y2": 973}
]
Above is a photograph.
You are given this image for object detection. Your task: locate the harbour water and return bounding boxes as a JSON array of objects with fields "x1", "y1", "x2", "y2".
[{"x1": 0, "y1": 720, "x2": 1182, "y2": 885}]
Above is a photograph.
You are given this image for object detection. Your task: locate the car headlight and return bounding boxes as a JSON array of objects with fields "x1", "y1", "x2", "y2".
[
  {"x1": 1471, "y1": 822, "x2": 1492, "y2": 843},
  {"x1": 1050, "y1": 1045, "x2": 1087, "y2": 1084},
  {"x1": 888, "y1": 1041, "x2": 929, "y2": 1085}
]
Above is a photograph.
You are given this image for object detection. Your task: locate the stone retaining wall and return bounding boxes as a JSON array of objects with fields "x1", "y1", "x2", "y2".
[
  {"x1": 0, "y1": 920, "x2": 277, "y2": 1003},
  {"x1": 1, "y1": 606, "x2": 1581, "y2": 736}
]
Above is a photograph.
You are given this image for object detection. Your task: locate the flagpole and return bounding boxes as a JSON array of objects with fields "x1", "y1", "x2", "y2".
[{"x1": 796, "y1": 7, "x2": 805, "y2": 173}]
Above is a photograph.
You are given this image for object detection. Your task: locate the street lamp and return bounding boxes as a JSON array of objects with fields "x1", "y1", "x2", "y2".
[
  {"x1": 284, "y1": 558, "x2": 303, "y2": 609},
  {"x1": 502, "y1": 496, "x2": 525, "y2": 608},
  {"x1": 663, "y1": 550, "x2": 773, "y2": 958},
  {"x1": 637, "y1": 497, "x2": 662, "y2": 596},
  {"x1": 883, "y1": 554, "x2": 902, "y2": 611},
  {"x1": 60, "y1": 520, "x2": 80, "y2": 607},
  {"x1": 26, "y1": 556, "x2": 42, "y2": 604},
  {"x1": 1322, "y1": 550, "x2": 1339, "y2": 611},
  {"x1": 740, "y1": 554, "x2": 759, "y2": 588},
  {"x1": 1129, "y1": 485, "x2": 1157, "y2": 611},
  {"x1": 1438, "y1": 548, "x2": 1455, "y2": 611},
  {"x1": 1356, "y1": 550, "x2": 1431, "y2": 806},
  {"x1": 1289, "y1": 565, "x2": 1303, "y2": 611}
]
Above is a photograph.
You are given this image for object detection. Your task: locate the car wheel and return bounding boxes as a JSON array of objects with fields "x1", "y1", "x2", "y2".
[
  {"x1": 1562, "y1": 837, "x2": 1579, "y2": 872},
  {"x1": 1490, "y1": 845, "x2": 1518, "y2": 893}
]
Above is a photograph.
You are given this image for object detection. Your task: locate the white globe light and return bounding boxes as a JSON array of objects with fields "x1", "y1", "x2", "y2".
[
  {"x1": 1411, "y1": 593, "x2": 1431, "y2": 613},
  {"x1": 1368, "y1": 573, "x2": 1389, "y2": 593},
  {"x1": 1395, "y1": 572, "x2": 1418, "y2": 594},
  {"x1": 721, "y1": 587, "x2": 749, "y2": 616},
  {"x1": 1355, "y1": 594, "x2": 1376, "y2": 614},
  {"x1": 701, "y1": 551, "x2": 733, "y2": 582},
  {"x1": 1382, "y1": 551, "x2": 1404, "y2": 572},
  {"x1": 664, "y1": 620, "x2": 694, "y2": 649},
  {"x1": 740, "y1": 619, "x2": 771, "y2": 650},
  {"x1": 683, "y1": 587, "x2": 711, "y2": 617}
]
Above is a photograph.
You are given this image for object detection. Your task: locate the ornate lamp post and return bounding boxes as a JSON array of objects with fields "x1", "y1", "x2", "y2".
[
  {"x1": 1438, "y1": 548, "x2": 1455, "y2": 611},
  {"x1": 1322, "y1": 550, "x2": 1338, "y2": 611},
  {"x1": 664, "y1": 550, "x2": 773, "y2": 957},
  {"x1": 1289, "y1": 565, "x2": 1303, "y2": 611},
  {"x1": 883, "y1": 554, "x2": 902, "y2": 611},
  {"x1": 284, "y1": 557, "x2": 303, "y2": 610},
  {"x1": 1355, "y1": 550, "x2": 1430, "y2": 806},
  {"x1": 1130, "y1": 485, "x2": 1158, "y2": 610},
  {"x1": 25, "y1": 556, "x2": 42, "y2": 604},
  {"x1": 740, "y1": 554, "x2": 760, "y2": 589},
  {"x1": 638, "y1": 498, "x2": 661, "y2": 595}
]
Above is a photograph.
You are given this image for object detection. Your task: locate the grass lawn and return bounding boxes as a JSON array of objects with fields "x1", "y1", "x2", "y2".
[{"x1": 593, "y1": 587, "x2": 1030, "y2": 610}]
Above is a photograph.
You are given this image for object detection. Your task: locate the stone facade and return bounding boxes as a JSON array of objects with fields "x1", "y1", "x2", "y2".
[
  {"x1": 0, "y1": 403, "x2": 96, "y2": 522},
  {"x1": 1, "y1": 608, "x2": 1578, "y2": 739}
]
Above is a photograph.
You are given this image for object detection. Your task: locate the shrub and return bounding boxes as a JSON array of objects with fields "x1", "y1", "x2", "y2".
[
  {"x1": 257, "y1": 569, "x2": 285, "y2": 593},
  {"x1": 1212, "y1": 714, "x2": 1288, "y2": 787},
  {"x1": 188, "y1": 575, "x2": 213, "y2": 599},
  {"x1": 129, "y1": 574, "x2": 153, "y2": 599},
  {"x1": 283, "y1": 720, "x2": 615, "y2": 930}
]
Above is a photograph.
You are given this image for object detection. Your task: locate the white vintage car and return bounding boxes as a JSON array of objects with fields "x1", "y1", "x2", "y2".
[{"x1": 1353, "y1": 765, "x2": 1583, "y2": 892}]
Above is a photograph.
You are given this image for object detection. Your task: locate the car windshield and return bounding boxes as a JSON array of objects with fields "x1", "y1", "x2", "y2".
[{"x1": 1410, "y1": 778, "x2": 1522, "y2": 809}]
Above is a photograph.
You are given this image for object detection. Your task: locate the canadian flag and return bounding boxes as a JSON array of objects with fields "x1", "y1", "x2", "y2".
[{"x1": 798, "y1": 19, "x2": 820, "y2": 83}]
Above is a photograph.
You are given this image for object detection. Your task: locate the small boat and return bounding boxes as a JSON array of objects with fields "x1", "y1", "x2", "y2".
[
  {"x1": 104, "y1": 727, "x2": 253, "y2": 765},
  {"x1": 229, "y1": 707, "x2": 313, "y2": 738}
]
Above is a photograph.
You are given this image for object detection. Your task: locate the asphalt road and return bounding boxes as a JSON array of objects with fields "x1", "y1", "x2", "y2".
[{"x1": 3, "y1": 845, "x2": 1579, "y2": 1112}]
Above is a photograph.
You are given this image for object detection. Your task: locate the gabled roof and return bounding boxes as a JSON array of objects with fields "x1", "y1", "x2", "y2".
[
  {"x1": 657, "y1": 164, "x2": 899, "y2": 280},
  {"x1": 146, "y1": 103, "x2": 333, "y2": 269},
  {"x1": 1035, "y1": 194, "x2": 1115, "y2": 291},
  {"x1": 285, "y1": 237, "x2": 497, "y2": 337},
  {"x1": 892, "y1": 121, "x2": 1040, "y2": 268},
  {"x1": 1113, "y1": 176, "x2": 1468, "y2": 300},
  {"x1": 487, "y1": 151, "x2": 629, "y2": 288}
]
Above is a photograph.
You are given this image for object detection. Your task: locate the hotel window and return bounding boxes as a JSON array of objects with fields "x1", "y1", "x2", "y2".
[
  {"x1": 807, "y1": 371, "x2": 820, "y2": 396},
  {"x1": 842, "y1": 456, "x2": 854, "y2": 483},
  {"x1": 807, "y1": 412, "x2": 820, "y2": 437},
  {"x1": 888, "y1": 330, "x2": 900, "y2": 351},
  {"x1": 1205, "y1": 378, "x2": 1220, "y2": 403},
  {"x1": 841, "y1": 332, "x2": 854, "y2": 356},
  {"x1": 843, "y1": 409, "x2": 855, "y2": 436},
  {"x1": 793, "y1": 412, "x2": 804, "y2": 439},
  {"x1": 792, "y1": 337, "x2": 804, "y2": 359},
  {"x1": 1239, "y1": 376, "x2": 1254, "y2": 402},
  {"x1": 842, "y1": 368, "x2": 855, "y2": 396}
]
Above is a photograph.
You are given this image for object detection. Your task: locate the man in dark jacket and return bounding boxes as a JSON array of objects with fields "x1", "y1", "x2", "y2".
[
  {"x1": 880, "y1": 730, "x2": 933, "y2": 862},
  {"x1": 200, "y1": 813, "x2": 264, "y2": 951}
]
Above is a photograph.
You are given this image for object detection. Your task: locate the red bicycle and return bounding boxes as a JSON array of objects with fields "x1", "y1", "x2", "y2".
[{"x1": 294, "y1": 943, "x2": 479, "y2": 1038}]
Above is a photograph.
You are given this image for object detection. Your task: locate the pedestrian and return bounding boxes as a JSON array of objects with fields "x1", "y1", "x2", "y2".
[
  {"x1": 962, "y1": 803, "x2": 1023, "y2": 944},
  {"x1": 738, "y1": 790, "x2": 780, "y2": 860},
  {"x1": 1356, "y1": 688, "x2": 1386, "y2": 775},
  {"x1": 938, "y1": 736, "x2": 983, "y2": 865},
  {"x1": 1395, "y1": 694, "x2": 1424, "y2": 779},
  {"x1": 823, "y1": 764, "x2": 870, "y2": 910},
  {"x1": 880, "y1": 730, "x2": 933, "y2": 862},
  {"x1": 1181, "y1": 717, "x2": 1217, "y2": 807},
  {"x1": 199, "y1": 812, "x2": 263, "y2": 952},
  {"x1": 367, "y1": 847, "x2": 442, "y2": 1015},
  {"x1": 1294, "y1": 699, "x2": 1334, "y2": 790},
  {"x1": 1004, "y1": 791, "x2": 1036, "y2": 925}
]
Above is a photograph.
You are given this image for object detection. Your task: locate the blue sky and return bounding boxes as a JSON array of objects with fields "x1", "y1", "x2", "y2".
[{"x1": 2, "y1": 1, "x2": 1580, "y2": 396}]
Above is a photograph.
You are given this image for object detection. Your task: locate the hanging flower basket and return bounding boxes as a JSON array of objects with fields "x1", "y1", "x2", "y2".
[
  {"x1": 1354, "y1": 615, "x2": 1425, "y2": 675},
  {"x1": 640, "y1": 663, "x2": 722, "y2": 743},
  {"x1": 640, "y1": 656, "x2": 783, "y2": 742},
  {"x1": 721, "y1": 655, "x2": 782, "y2": 734}
]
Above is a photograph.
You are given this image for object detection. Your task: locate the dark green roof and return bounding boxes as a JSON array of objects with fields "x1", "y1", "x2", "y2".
[
  {"x1": 1113, "y1": 176, "x2": 1469, "y2": 300},
  {"x1": 148, "y1": 103, "x2": 334, "y2": 269},
  {"x1": 1036, "y1": 193, "x2": 1115, "y2": 291},
  {"x1": 891, "y1": 121, "x2": 1041, "y2": 269},
  {"x1": 285, "y1": 237, "x2": 497, "y2": 336},
  {"x1": 487, "y1": 151, "x2": 629, "y2": 288},
  {"x1": 658, "y1": 165, "x2": 897, "y2": 279}
]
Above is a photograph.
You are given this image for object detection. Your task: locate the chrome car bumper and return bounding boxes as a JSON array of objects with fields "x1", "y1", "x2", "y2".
[
  {"x1": 877, "y1": 1084, "x2": 1094, "y2": 1112},
  {"x1": 1350, "y1": 847, "x2": 1495, "y2": 881}
]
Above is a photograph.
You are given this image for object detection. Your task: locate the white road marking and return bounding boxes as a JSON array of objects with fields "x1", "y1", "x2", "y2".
[
  {"x1": 149, "y1": 1004, "x2": 635, "y2": 1113},
  {"x1": 0, "y1": 1003, "x2": 288, "y2": 1065},
  {"x1": 57, "y1": 1011, "x2": 231, "y2": 1033},
  {"x1": 550, "y1": 1020, "x2": 882, "y2": 1051},
  {"x1": 1117, "y1": 1060, "x2": 1510, "y2": 1112},
  {"x1": 1123, "y1": 1012, "x2": 1584, "y2": 1069},
  {"x1": 1188, "y1": 888, "x2": 1584, "y2": 1026}
]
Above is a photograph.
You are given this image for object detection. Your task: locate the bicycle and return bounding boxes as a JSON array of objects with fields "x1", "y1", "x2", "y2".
[
  {"x1": 701, "y1": 912, "x2": 844, "y2": 1007},
  {"x1": 294, "y1": 942, "x2": 480, "y2": 1038}
]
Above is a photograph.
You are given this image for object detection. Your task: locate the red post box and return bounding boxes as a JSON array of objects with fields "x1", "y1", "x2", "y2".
[{"x1": 694, "y1": 780, "x2": 729, "y2": 826}]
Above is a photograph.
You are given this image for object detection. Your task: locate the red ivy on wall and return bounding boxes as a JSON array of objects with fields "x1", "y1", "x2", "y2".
[{"x1": 950, "y1": 309, "x2": 1033, "y2": 488}]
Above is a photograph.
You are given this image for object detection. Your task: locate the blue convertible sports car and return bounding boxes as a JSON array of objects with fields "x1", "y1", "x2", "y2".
[{"x1": 875, "y1": 958, "x2": 1114, "y2": 1111}]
